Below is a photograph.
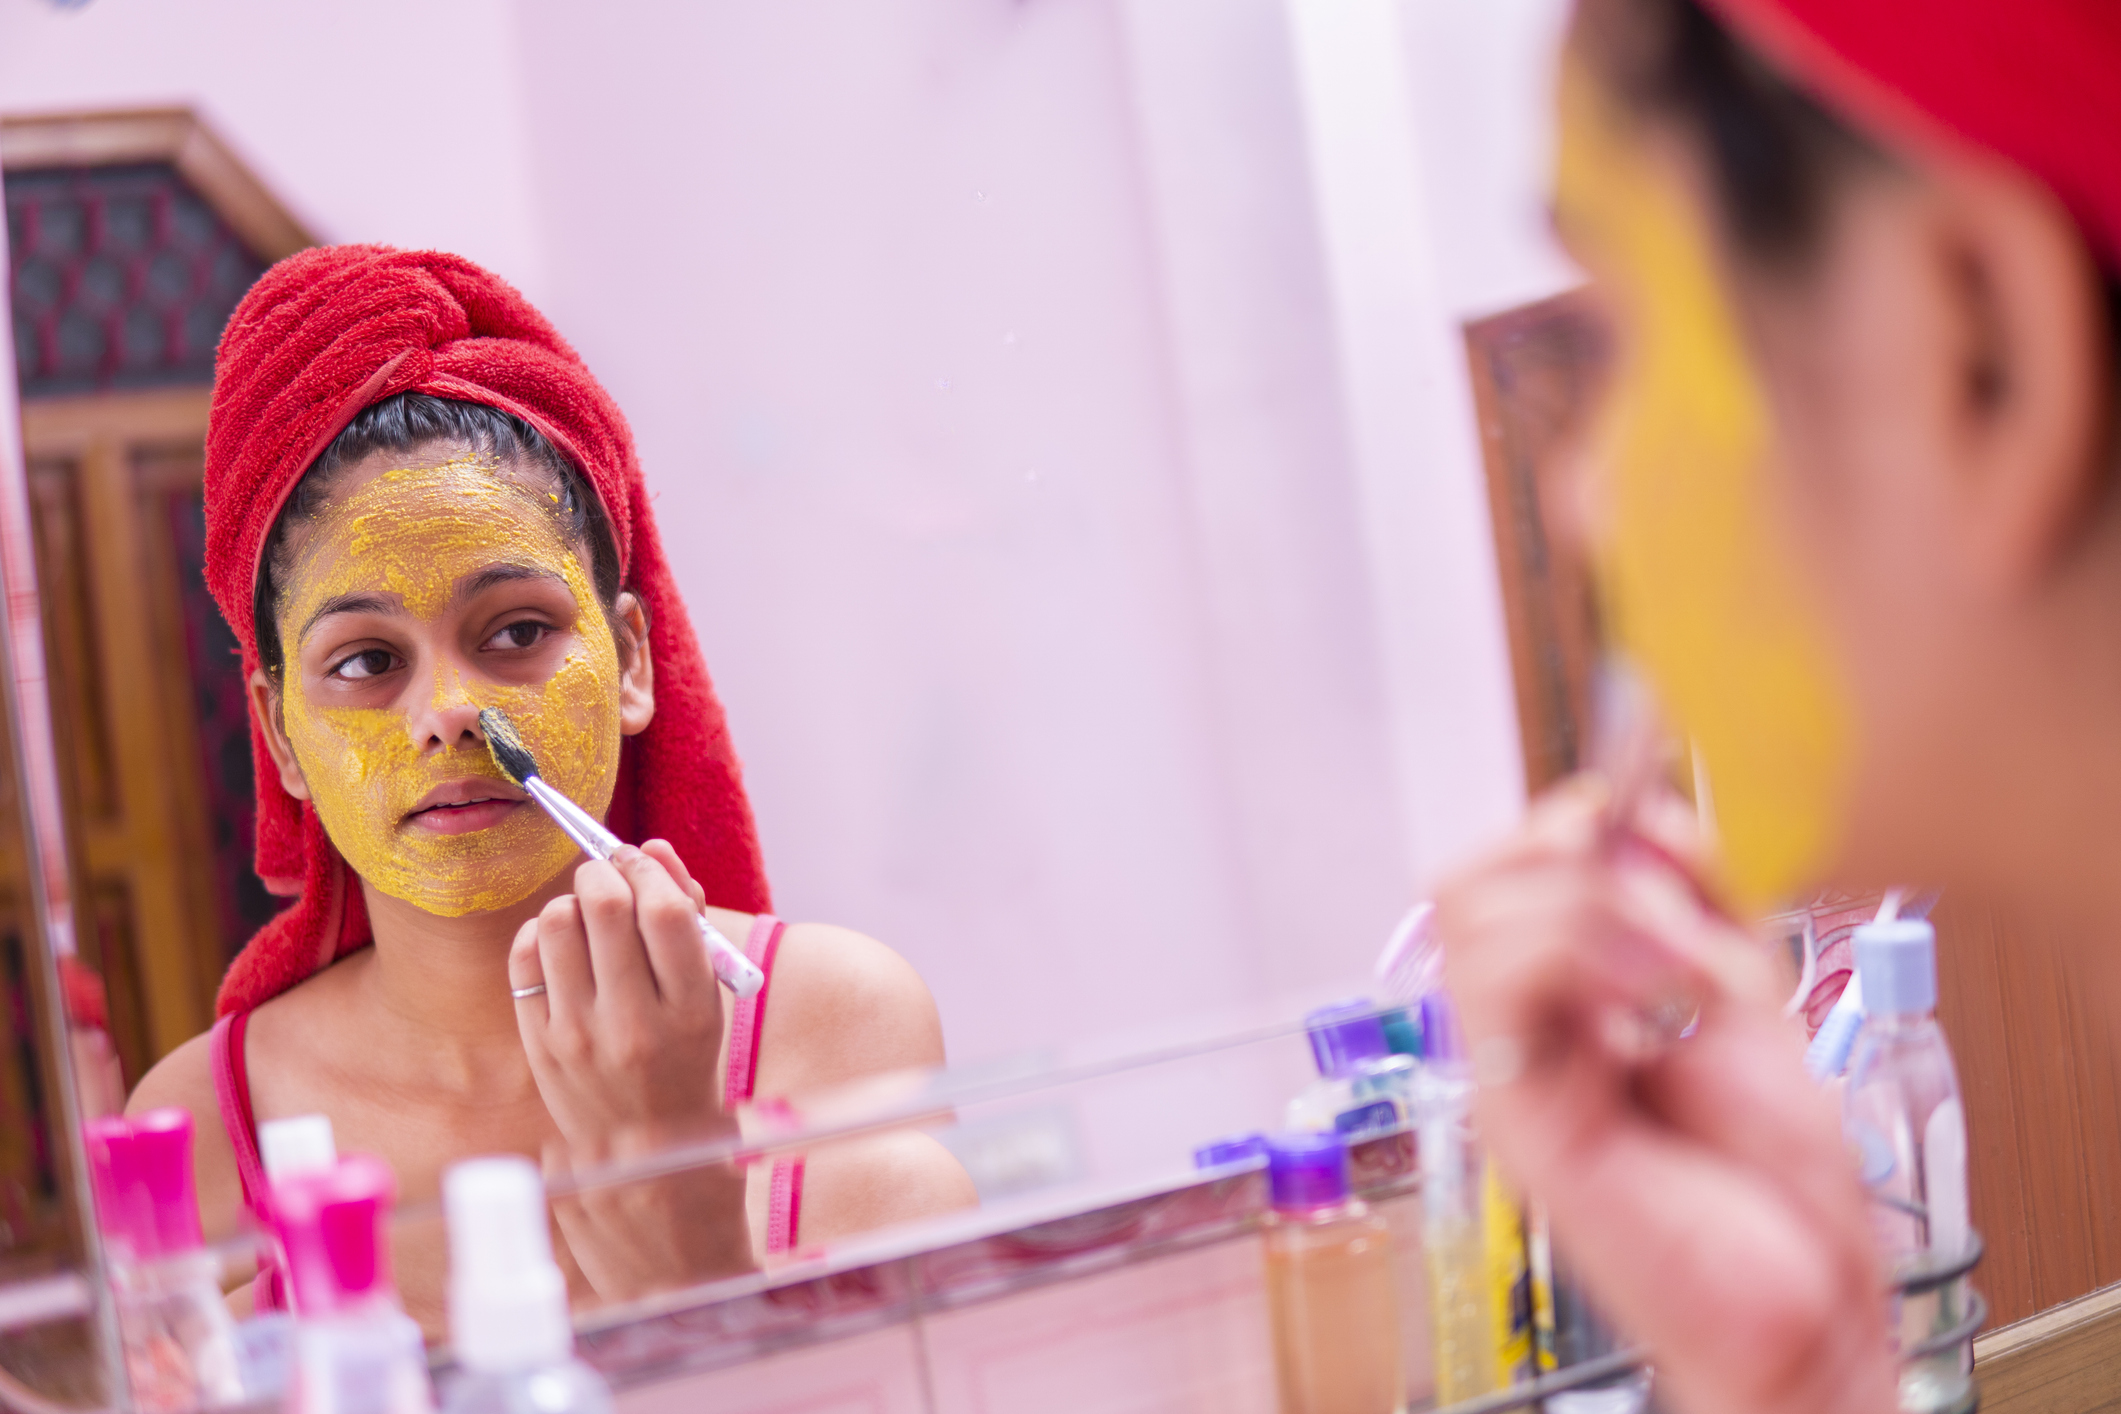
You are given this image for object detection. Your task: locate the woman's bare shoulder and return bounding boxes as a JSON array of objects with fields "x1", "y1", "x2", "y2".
[
  {"x1": 128, "y1": 1028, "x2": 248, "y2": 1244},
  {"x1": 754, "y1": 922, "x2": 945, "y2": 1095}
]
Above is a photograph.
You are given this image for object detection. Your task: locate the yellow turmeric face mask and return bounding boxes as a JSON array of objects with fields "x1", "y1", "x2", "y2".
[
  {"x1": 275, "y1": 456, "x2": 623, "y2": 917},
  {"x1": 1555, "y1": 61, "x2": 1853, "y2": 909}
]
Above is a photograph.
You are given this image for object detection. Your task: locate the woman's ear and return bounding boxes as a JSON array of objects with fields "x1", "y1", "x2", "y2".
[
  {"x1": 614, "y1": 592, "x2": 656, "y2": 737},
  {"x1": 248, "y1": 668, "x2": 312, "y2": 801},
  {"x1": 1923, "y1": 154, "x2": 2110, "y2": 592}
]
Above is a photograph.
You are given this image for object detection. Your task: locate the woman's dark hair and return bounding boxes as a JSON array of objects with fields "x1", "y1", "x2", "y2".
[
  {"x1": 253, "y1": 393, "x2": 624, "y2": 676},
  {"x1": 1608, "y1": 0, "x2": 2121, "y2": 345},
  {"x1": 1601, "y1": 0, "x2": 1882, "y2": 268}
]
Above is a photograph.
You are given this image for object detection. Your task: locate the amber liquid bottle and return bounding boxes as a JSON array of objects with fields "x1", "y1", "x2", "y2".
[{"x1": 1262, "y1": 1132, "x2": 1407, "y2": 1414}]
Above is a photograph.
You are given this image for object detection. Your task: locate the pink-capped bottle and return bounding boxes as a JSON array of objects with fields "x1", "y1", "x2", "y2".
[
  {"x1": 277, "y1": 1156, "x2": 434, "y2": 1414},
  {"x1": 86, "y1": 1110, "x2": 245, "y2": 1412}
]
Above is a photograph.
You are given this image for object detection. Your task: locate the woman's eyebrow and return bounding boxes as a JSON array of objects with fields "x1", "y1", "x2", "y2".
[
  {"x1": 299, "y1": 592, "x2": 398, "y2": 642},
  {"x1": 456, "y1": 564, "x2": 566, "y2": 602}
]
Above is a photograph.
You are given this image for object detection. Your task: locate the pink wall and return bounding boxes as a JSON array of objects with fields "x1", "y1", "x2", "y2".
[{"x1": 0, "y1": 0, "x2": 1573, "y2": 1071}]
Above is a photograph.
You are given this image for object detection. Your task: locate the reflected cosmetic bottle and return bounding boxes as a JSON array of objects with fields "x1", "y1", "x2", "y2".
[
  {"x1": 1261, "y1": 1131, "x2": 1406, "y2": 1414},
  {"x1": 86, "y1": 1110, "x2": 246, "y2": 1413},
  {"x1": 277, "y1": 1156, "x2": 435, "y2": 1414},
  {"x1": 441, "y1": 1156, "x2": 610, "y2": 1414},
  {"x1": 1285, "y1": 1002, "x2": 1417, "y2": 1142}
]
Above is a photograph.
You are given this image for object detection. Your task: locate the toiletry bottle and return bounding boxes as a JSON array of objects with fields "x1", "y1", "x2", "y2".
[
  {"x1": 87, "y1": 1110, "x2": 246, "y2": 1413},
  {"x1": 441, "y1": 1156, "x2": 611, "y2": 1414},
  {"x1": 1481, "y1": 1163, "x2": 1534, "y2": 1387},
  {"x1": 277, "y1": 1156, "x2": 435, "y2": 1414},
  {"x1": 1285, "y1": 1001, "x2": 1416, "y2": 1141},
  {"x1": 261, "y1": 1114, "x2": 340, "y2": 1190},
  {"x1": 1416, "y1": 998, "x2": 1497, "y2": 1404},
  {"x1": 1260, "y1": 1132, "x2": 1405, "y2": 1414},
  {"x1": 231, "y1": 1113, "x2": 339, "y2": 1400},
  {"x1": 1192, "y1": 1133, "x2": 1269, "y2": 1170},
  {"x1": 1416, "y1": 993, "x2": 1533, "y2": 1398},
  {"x1": 1843, "y1": 919, "x2": 1972, "y2": 1414}
]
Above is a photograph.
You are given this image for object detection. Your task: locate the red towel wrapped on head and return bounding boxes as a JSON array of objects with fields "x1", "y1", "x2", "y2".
[
  {"x1": 1706, "y1": 0, "x2": 2121, "y2": 271},
  {"x1": 204, "y1": 245, "x2": 769, "y2": 1017}
]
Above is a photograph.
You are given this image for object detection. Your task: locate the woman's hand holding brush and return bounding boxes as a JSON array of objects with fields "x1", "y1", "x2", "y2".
[
  {"x1": 1434, "y1": 779, "x2": 1896, "y2": 1414},
  {"x1": 508, "y1": 839, "x2": 755, "y2": 1297}
]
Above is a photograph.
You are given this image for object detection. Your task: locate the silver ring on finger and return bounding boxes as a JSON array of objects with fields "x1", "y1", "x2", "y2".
[{"x1": 511, "y1": 983, "x2": 548, "y2": 1000}]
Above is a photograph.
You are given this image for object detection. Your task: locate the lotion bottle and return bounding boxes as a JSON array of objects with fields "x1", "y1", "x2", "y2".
[
  {"x1": 1844, "y1": 919, "x2": 1972, "y2": 1414},
  {"x1": 1261, "y1": 1131, "x2": 1405, "y2": 1414},
  {"x1": 278, "y1": 1155, "x2": 435, "y2": 1414},
  {"x1": 87, "y1": 1110, "x2": 246, "y2": 1412},
  {"x1": 440, "y1": 1156, "x2": 610, "y2": 1414}
]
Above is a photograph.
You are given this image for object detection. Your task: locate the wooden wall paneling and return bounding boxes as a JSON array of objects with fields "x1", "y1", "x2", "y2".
[
  {"x1": 0, "y1": 108, "x2": 315, "y2": 264},
  {"x1": 80, "y1": 436, "x2": 213, "y2": 1055},
  {"x1": 1932, "y1": 897, "x2": 2037, "y2": 1326},
  {"x1": 79, "y1": 433, "x2": 211, "y2": 1059},
  {"x1": 19, "y1": 392, "x2": 221, "y2": 1077},
  {"x1": 2000, "y1": 911, "x2": 2103, "y2": 1311},
  {"x1": 1463, "y1": 292, "x2": 1606, "y2": 794},
  {"x1": 133, "y1": 449, "x2": 226, "y2": 993},
  {"x1": 1976, "y1": 1286, "x2": 2121, "y2": 1414}
]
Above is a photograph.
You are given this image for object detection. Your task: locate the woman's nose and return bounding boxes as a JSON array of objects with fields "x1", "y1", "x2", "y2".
[{"x1": 408, "y1": 659, "x2": 486, "y2": 753}]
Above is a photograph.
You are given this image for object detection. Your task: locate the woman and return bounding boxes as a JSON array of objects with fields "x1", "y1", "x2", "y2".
[
  {"x1": 1436, "y1": 1, "x2": 2121, "y2": 1412},
  {"x1": 130, "y1": 246, "x2": 976, "y2": 1331}
]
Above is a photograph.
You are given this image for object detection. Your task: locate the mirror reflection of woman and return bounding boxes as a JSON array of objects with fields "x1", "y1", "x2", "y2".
[
  {"x1": 130, "y1": 246, "x2": 976, "y2": 1333},
  {"x1": 1438, "y1": 1, "x2": 2121, "y2": 1412}
]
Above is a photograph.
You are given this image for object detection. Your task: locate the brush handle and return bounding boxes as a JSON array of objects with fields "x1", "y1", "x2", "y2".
[
  {"x1": 699, "y1": 918, "x2": 765, "y2": 1000},
  {"x1": 524, "y1": 777, "x2": 765, "y2": 999},
  {"x1": 525, "y1": 777, "x2": 621, "y2": 860}
]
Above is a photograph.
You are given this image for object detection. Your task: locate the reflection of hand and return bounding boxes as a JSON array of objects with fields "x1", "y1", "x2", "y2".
[
  {"x1": 509, "y1": 839, "x2": 754, "y2": 1298},
  {"x1": 1436, "y1": 779, "x2": 1895, "y2": 1414}
]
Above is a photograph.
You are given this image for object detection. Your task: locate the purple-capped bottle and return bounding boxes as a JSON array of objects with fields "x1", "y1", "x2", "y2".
[
  {"x1": 1285, "y1": 1000, "x2": 1417, "y2": 1142},
  {"x1": 1260, "y1": 1132, "x2": 1406, "y2": 1414}
]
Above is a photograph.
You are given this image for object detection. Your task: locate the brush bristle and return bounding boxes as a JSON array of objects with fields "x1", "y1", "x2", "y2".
[{"x1": 479, "y1": 707, "x2": 539, "y2": 786}]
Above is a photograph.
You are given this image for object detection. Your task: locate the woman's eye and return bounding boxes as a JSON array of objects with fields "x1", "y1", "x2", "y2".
[
  {"x1": 329, "y1": 649, "x2": 399, "y2": 682},
  {"x1": 486, "y1": 621, "x2": 549, "y2": 652}
]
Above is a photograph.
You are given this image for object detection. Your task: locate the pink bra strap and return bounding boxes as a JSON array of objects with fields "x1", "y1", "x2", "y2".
[
  {"x1": 210, "y1": 1013, "x2": 270, "y2": 1215},
  {"x1": 768, "y1": 1157, "x2": 805, "y2": 1255},
  {"x1": 722, "y1": 915, "x2": 785, "y2": 1109},
  {"x1": 717, "y1": 915, "x2": 802, "y2": 1254},
  {"x1": 210, "y1": 1012, "x2": 287, "y2": 1311}
]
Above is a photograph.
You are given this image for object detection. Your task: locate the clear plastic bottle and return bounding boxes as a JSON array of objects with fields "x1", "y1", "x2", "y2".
[
  {"x1": 277, "y1": 1156, "x2": 435, "y2": 1414},
  {"x1": 1416, "y1": 992, "x2": 1535, "y2": 1401},
  {"x1": 86, "y1": 1110, "x2": 246, "y2": 1413},
  {"x1": 1260, "y1": 1132, "x2": 1405, "y2": 1414},
  {"x1": 1843, "y1": 919, "x2": 1972, "y2": 1414},
  {"x1": 440, "y1": 1156, "x2": 611, "y2": 1414},
  {"x1": 1285, "y1": 1001, "x2": 1417, "y2": 1141},
  {"x1": 231, "y1": 1113, "x2": 342, "y2": 1401},
  {"x1": 1416, "y1": 1042, "x2": 1496, "y2": 1403}
]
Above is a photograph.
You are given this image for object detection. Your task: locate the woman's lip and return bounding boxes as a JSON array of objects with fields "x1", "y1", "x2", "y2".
[
  {"x1": 405, "y1": 797, "x2": 524, "y2": 836},
  {"x1": 410, "y1": 778, "x2": 527, "y2": 814}
]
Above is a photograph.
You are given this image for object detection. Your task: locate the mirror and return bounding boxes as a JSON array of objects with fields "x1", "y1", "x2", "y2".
[{"x1": 1, "y1": 1, "x2": 1586, "y2": 1403}]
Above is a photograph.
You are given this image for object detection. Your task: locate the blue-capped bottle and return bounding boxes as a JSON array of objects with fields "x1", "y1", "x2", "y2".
[
  {"x1": 1260, "y1": 1132, "x2": 1406, "y2": 1414},
  {"x1": 1285, "y1": 1001, "x2": 1417, "y2": 1141},
  {"x1": 1843, "y1": 919, "x2": 1971, "y2": 1414}
]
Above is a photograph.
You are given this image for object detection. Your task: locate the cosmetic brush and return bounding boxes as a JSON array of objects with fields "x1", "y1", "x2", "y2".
[{"x1": 479, "y1": 707, "x2": 765, "y2": 999}]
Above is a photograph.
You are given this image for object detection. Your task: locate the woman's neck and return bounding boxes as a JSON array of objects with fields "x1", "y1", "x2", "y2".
[{"x1": 357, "y1": 877, "x2": 571, "y2": 1076}]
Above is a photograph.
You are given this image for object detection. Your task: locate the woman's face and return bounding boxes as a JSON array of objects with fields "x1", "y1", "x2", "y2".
[
  {"x1": 1551, "y1": 55, "x2": 1857, "y2": 909},
  {"x1": 1554, "y1": 19, "x2": 2116, "y2": 905},
  {"x1": 259, "y1": 452, "x2": 639, "y2": 917}
]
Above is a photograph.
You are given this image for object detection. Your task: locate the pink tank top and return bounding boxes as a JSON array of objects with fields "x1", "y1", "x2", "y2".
[{"x1": 211, "y1": 914, "x2": 802, "y2": 1311}]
